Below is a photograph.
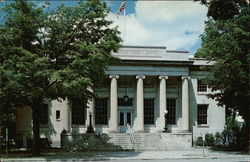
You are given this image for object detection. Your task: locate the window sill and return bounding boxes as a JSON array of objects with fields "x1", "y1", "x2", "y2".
[
  {"x1": 56, "y1": 119, "x2": 61, "y2": 122},
  {"x1": 198, "y1": 125, "x2": 209, "y2": 128},
  {"x1": 197, "y1": 92, "x2": 209, "y2": 95}
]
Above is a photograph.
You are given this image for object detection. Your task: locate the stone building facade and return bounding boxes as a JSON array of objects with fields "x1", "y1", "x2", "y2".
[{"x1": 15, "y1": 46, "x2": 225, "y2": 148}]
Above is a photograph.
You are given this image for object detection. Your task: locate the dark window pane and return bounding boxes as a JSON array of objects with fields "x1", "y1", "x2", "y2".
[
  {"x1": 118, "y1": 98, "x2": 133, "y2": 106},
  {"x1": 56, "y1": 110, "x2": 60, "y2": 120},
  {"x1": 127, "y1": 112, "x2": 131, "y2": 125},
  {"x1": 40, "y1": 104, "x2": 48, "y2": 124},
  {"x1": 120, "y1": 112, "x2": 124, "y2": 126},
  {"x1": 198, "y1": 79, "x2": 207, "y2": 92},
  {"x1": 72, "y1": 101, "x2": 85, "y2": 125},
  {"x1": 198, "y1": 105, "x2": 208, "y2": 125},
  {"x1": 144, "y1": 99, "x2": 154, "y2": 124},
  {"x1": 95, "y1": 98, "x2": 108, "y2": 125},
  {"x1": 167, "y1": 98, "x2": 176, "y2": 124}
]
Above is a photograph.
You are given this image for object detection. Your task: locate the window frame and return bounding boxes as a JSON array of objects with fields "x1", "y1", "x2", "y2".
[
  {"x1": 144, "y1": 98, "x2": 155, "y2": 125},
  {"x1": 197, "y1": 79, "x2": 208, "y2": 92},
  {"x1": 197, "y1": 104, "x2": 208, "y2": 125},
  {"x1": 72, "y1": 100, "x2": 85, "y2": 126},
  {"x1": 166, "y1": 98, "x2": 176, "y2": 125},
  {"x1": 95, "y1": 98, "x2": 108, "y2": 125}
]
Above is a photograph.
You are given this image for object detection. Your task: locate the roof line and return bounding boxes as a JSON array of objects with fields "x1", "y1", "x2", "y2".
[
  {"x1": 167, "y1": 50, "x2": 189, "y2": 53},
  {"x1": 121, "y1": 45, "x2": 166, "y2": 49}
]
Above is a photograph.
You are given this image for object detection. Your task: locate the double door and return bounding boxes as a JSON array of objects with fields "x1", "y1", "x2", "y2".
[{"x1": 119, "y1": 110, "x2": 132, "y2": 133}]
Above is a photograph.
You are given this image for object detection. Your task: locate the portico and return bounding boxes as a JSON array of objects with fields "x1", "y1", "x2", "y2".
[{"x1": 103, "y1": 74, "x2": 191, "y2": 133}]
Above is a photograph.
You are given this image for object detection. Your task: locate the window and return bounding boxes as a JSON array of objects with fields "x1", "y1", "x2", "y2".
[
  {"x1": 144, "y1": 99, "x2": 154, "y2": 124},
  {"x1": 197, "y1": 79, "x2": 207, "y2": 92},
  {"x1": 95, "y1": 98, "x2": 108, "y2": 125},
  {"x1": 198, "y1": 105, "x2": 208, "y2": 125},
  {"x1": 40, "y1": 104, "x2": 48, "y2": 124},
  {"x1": 118, "y1": 98, "x2": 133, "y2": 106},
  {"x1": 56, "y1": 110, "x2": 60, "y2": 120},
  {"x1": 167, "y1": 98, "x2": 176, "y2": 124},
  {"x1": 72, "y1": 101, "x2": 85, "y2": 125}
]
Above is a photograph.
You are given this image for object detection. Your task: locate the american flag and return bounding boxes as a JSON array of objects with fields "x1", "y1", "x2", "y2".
[{"x1": 116, "y1": 0, "x2": 126, "y2": 18}]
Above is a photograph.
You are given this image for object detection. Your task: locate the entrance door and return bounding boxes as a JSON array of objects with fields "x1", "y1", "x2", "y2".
[{"x1": 119, "y1": 111, "x2": 132, "y2": 133}]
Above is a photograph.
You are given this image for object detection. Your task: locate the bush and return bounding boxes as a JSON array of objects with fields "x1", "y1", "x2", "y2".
[
  {"x1": 62, "y1": 133, "x2": 122, "y2": 152},
  {"x1": 195, "y1": 136, "x2": 203, "y2": 146},
  {"x1": 195, "y1": 116, "x2": 245, "y2": 150},
  {"x1": 205, "y1": 133, "x2": 215, "y2": 146},
  {"x1": 195, "y1": 133, "x2": 217, "y2": 146},
  {"x1": 223, "y1": 116, "x2": 244, "y2": 149},
  {"x1": 214, "y1": 132, "x2": 224, "y2": 146}
]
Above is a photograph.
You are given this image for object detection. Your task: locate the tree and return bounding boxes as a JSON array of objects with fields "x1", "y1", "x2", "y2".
[
  {"x1": 195, "y1": 0, "x2": 250, "y2": 153},
  {"x1": 0, "y1": 0, "x2": 121, "y2": 155}
]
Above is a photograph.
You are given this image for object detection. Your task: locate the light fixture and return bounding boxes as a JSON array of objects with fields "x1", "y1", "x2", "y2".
[
  {"x1": 123, "y1": 76, "x2": 129, "y2": 103},
  {"x1": 123, "y1": 95, "x2": 129, "y2": 102}
]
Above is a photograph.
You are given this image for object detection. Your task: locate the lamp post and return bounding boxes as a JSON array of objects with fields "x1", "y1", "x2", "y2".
[
  {"x1": 163, "y1": 110, "x2": 168, "y2": 132},
  {"x1": 86, "y1": 110, "x2": 94, "y2": 133}
]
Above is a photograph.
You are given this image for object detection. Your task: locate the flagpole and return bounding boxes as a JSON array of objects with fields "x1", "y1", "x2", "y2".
[{"x1": 123, "y1": 1, "x2": 126, "y2": 45}]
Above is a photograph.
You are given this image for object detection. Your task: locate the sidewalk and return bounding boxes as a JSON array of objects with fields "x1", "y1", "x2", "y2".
[{"x1": 0, "y1": 148, "x2": 250, "y2": 161}]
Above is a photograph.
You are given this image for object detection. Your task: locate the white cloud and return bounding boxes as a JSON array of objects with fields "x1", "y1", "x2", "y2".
[{"x1": 107, "y1": 1, "x2": 207, "y2": 55}]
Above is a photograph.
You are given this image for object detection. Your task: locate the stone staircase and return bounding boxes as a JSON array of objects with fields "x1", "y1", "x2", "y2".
[
  {"x1": 108, "y1": 133, "x2": 167, "y2": 151},
  {"x1": 132, "y1": 133, "x2": 166, "y2": 151},
  {"x1": 108, "y1": 133, "x2": 133, "y2": 150}
]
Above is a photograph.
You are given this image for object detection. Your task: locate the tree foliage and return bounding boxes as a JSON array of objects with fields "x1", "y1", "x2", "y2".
[
  {"x1": 195, "y1": 0, "x2": 250, "y2": 152},
  {"x1": 0, "y1": 0, "x2": 121, "y2": 155}
]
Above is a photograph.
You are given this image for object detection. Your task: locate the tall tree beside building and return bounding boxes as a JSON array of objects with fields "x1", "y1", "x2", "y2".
[
  {"x1": 195, "y1": 0, "x2": 250, "y2": 153},
  {"x1": 0, "y1": 0, "x2": 121, "y2": 155}
]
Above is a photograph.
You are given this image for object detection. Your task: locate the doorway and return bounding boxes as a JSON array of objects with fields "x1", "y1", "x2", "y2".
[{"x1": 119, "y1": 110, "x2": 132, "y2": 133}]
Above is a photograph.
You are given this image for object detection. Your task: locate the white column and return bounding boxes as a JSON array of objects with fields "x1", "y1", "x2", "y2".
[
  {"x1": 159, "y1": 76, "x2": 168, "y2": 131},
  {"x1": 136, "y1": 75, "x2": 145, "y2": 132},
  {"x1": 181, "y1": 76, "x2": 190, "y2": 131},
  {"x1": 109, "y1": 75, "x2": 119, "y2": 133}
]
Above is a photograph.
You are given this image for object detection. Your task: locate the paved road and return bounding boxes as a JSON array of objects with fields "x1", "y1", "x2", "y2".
[
  {"x1": 2, "y1": 158, "x2": 250, "y2": 162},
  {"x1": 1, "y1": 148, "x2": 250, "y2": 162}
]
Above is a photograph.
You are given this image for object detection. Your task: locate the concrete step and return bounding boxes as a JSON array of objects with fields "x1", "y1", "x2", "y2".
[{"x1": 105, "y1": 133, "x2": 192, "y2": 151}]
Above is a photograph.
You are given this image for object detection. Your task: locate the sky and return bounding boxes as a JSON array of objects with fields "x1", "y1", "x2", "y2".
[{"x1": 0, "y1": 0, "x2": 208, "y2": 56}]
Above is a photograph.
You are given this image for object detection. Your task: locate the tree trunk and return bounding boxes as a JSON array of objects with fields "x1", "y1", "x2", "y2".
[{"x1": 32, "y1": 105, "x2": 40, "y2": 156}]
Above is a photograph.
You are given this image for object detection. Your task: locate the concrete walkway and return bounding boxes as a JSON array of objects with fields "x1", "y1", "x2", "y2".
[{"x1": 0, "y1": 148, "x2": 250, "y2": 161}]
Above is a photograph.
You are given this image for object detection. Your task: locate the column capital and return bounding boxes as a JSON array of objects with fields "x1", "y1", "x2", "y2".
[
  {"x1": 159, "y1": 75, "x2": 168, "y2": 80},
  {"x1": 181, "y1": 76, "x2": 191, "y2": 80},
  {"x1": 109, "y1": 75, "x2": 119, "y2": 79},
  {"x1": 136, "y1": 75, "x2": 145, "y2": 79}
]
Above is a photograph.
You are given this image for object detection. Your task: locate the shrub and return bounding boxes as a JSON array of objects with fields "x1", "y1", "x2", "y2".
[
  {"x1": 223, "y1": 116, "x2": 244, "y2": 149},
  {"x1": 195, "y1": 136, "x2": 203, "y2": 146},
  {"x1": 205, "y1": 133, "x2": 215, "y2": 146},
  {"x1": 214, "y1": 132, "x2": 224, "y2": 146}
]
